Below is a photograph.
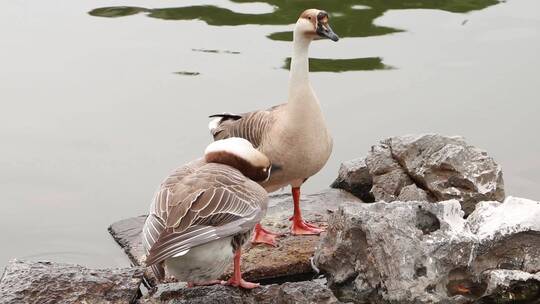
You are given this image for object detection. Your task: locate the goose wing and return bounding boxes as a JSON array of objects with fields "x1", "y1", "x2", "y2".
[
  {"x1": 208, "y1": 104, "x2": 284, "y2": 148},
  {"x1": 142, "y1": 162, "x2": 268, "y2": 268}
]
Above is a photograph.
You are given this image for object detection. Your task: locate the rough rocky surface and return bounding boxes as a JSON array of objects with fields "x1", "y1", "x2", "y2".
[
  {"x1": 330, "y1": 158, "x2": 374, "y2": 202},
  {"x1": 0, "y1": 260, "x2": 143, "y2": 304},
  {"x1": 314, "y1": 196, "x2": 540, "y2": 303},
  {"x1": 467, "y1": 197, "x2": 540, "y2": 276},
  {"x1": 109, "y1": 188, "x2": 361, "y2": 286},
  {"x1": 476, "y1": 270, "x2": 540, "y2": 303},
  {"x1": 331, "y1": 134, "x2": 505, "y2": 215},
  {"x1": 139, "y1": 280, "x2": 341, "y2": 304}
]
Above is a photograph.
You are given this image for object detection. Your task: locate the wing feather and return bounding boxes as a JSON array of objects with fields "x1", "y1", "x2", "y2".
[
  {"x1": 142, "y1": 162, "x2": 268, "y2": 268},
  {"x1": 208, "y1": 104, "x2": 284, "y2": 148}
]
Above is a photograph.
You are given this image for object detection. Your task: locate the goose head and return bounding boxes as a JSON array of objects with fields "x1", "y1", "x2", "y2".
[
  {"x1": 205, "y1": 138, "x2": 272, "y2": 182},
  {"x1": 296, "y1": 9, "x2": 339, "y2": 42}
]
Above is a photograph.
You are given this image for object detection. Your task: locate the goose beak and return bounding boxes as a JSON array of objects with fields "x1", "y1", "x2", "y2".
[{"x1": 317, "y1": 23, "x2": 339, "y2": 42}]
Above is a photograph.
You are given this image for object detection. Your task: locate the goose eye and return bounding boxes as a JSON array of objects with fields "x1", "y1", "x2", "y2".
[{"x1": 308, "y1": 17, "x2": 311, "y2": 20}]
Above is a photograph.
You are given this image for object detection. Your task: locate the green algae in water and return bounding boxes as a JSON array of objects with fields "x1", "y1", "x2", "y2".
[{"x1": 283, "y1": 57, "x2": 393, "y2": 73}]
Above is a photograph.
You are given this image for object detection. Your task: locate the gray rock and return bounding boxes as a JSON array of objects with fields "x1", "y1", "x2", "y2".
[
  {"x1": 477, "y1": 270, "x2": 540, "y2": 303},
  {"x1": 330, "y1": 158, "x2": 373, "y2": 202},
  {"x1": 0, "y1": 260, "x2": 143, "y2": 304},
  {"x1": 366, "y1": 143, "x2": 422, "y2": 203},
  {"x1": 397, "y1": 184, "x2": 431, "y2": 202},
  {"x1": 467, "y1": 197, "x2": 540, "y2": 275},
  {"x1": 314, "y1": 196, "x2": 540, "y2": 303},
  {"x1": 331, "y1": 134, "x2": 505, "y2": 215},
  {"x1": 139, "y1": 280, "x2": 341, "y2": 304},
  {"x1": 109, "y1": 189, "x2": 362, "y2": 286}
]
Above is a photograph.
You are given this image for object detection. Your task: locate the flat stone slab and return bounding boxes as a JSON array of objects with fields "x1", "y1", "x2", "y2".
[
  {"x1": 0, "y1": 260, "x2": 143, "y2": 304},
  {"x1": 108, "y1": 188, "x2": 362, "y2": 286},
  {"x1": 139, "y1": 279, "x2": 341, "y2": 304}
]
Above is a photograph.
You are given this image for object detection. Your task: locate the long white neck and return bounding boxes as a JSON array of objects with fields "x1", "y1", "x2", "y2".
[
  {"x1": 288, "y1": 27, "x2": 316, "y2": 106},
  {"x1": 288, "y1": 36, "x2": 311, "y2": 98}
]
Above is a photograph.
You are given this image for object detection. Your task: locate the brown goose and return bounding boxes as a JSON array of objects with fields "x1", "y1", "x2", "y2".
[
  {"x1": 208, "y1": 9, "x2": 338, "y2": 245},
  {"x1": 142, "y1": 138, "x2": 271, "y2": 288}
]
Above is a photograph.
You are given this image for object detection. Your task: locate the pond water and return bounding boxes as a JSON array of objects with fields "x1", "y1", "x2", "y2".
[{"x1": 1, "y1": 0, "x2": 539, "y2": 270}]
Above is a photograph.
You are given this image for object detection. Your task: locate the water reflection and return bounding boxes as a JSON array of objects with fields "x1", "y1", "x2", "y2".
[
  {"x1": 89, "y1": 0, "x2": 499, "y2": 72},
  {"x1": 283, "y1": 57, "x2": 392, "y2": 72},
  {"x1": 90, "y1": 6, "x2": 148, "y2": 18},
  {"x1": 89, "y1": 0, "x2": 499, "y2": 40}
]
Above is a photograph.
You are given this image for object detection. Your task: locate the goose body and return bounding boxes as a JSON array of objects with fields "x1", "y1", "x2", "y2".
[
  {"x1": 209, "y1": 9, "x2": 339, "y2": 240},
  {"x1": 142, "y1": 138, "x2": 271, "y2": 288},
  {"x1": 211, "y1": 103, "x2": 332, "y2": 193}
]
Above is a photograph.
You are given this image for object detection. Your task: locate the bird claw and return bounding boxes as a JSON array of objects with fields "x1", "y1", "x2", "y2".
[
  {"x1": 222, "y1": 278, "x2": 260, "y2": 289},
  {"x1": 251, "y1": 226, "x2": 282, "y2": 246},
  {"x1": 291, "y1": 219, "x2": 324, "y2": 235}
]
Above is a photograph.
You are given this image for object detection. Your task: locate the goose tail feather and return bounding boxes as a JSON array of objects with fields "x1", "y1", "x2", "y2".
[{"x1": 207, "y1": 112, "x2": 242, "y2": 135}]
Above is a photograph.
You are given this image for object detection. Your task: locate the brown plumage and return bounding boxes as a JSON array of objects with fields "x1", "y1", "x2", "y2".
[
  {"x1": 209, "y1": 105, "x2": 283, "y2": 149},
  {"x1": 142, "y1": 155, "x2": 268, "y2": 282}
]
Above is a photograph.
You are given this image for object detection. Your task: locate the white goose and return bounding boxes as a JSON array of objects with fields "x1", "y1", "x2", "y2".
[
  {"x1": 143, "y1": 138, "x2": 271, "y2": 288},
  {"x1": 209, "y1": 9, "x2": 338, "y2": 245}
]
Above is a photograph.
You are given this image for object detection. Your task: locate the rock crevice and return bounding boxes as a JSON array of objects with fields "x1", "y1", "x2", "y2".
[{"x1": 332, "y1": 134, "x2": 505, "y2": 215}]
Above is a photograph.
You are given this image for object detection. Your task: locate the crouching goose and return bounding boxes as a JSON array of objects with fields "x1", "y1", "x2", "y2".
[
  {"x1": 208, "y1": 9, "x2": 339, "y2": 245},
  {"x1": 142, "y1": 138, "x2": 271, "y2": 289}
]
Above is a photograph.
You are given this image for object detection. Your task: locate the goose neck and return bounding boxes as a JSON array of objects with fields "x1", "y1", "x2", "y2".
[{"x1": 288, "y1": 36, "x2": 312, "y2": 101}]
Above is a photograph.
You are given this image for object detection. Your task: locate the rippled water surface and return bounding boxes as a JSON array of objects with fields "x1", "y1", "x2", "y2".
[{"x1": 1, "y1": 0, "x2": 539, "y2": 269}]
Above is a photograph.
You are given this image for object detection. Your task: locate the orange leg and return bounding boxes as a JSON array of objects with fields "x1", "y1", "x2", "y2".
[
  {"x1": 222, "y1": 248, "x2": 259, "y2": 289},
  {"x1": 251, "y1": 223, "x2": 280, "y2": 246},
  {"x1": 290, "y1": 187, "x2": 324, "y2": 235}
]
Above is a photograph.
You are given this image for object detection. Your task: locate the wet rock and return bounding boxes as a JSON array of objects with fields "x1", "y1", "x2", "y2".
[
  {"x1": 109, "y1": 189, "x2": 361, "y2": 286},
  {"x1": 477, "y1": 270, "x2": 540, "y2": 303},
  {"x1": 314, "y1": 196, "x2": 540, "y2": 303},
  {"x1": 0, "y1": 260, "x2": 143, "y2": 304},
  {"x1": 331, "y1": 134, "x2": 505, "y2": 215},
  {"x1": 139, "y1": 280, "x2": 341, "y2": 304}
]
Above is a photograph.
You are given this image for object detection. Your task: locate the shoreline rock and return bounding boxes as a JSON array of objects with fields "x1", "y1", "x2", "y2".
[
  {"x1": 139, "y1": 280, "x2": 341, "y2": 304},
  {"x1": 331, "y1": 134, "x2": 505, "y2": 215},
  {"x1": 313, "y1": 196, "x2": 540, "y2": 303},
  {"x1": 0, "y1": 260, "x2": 143, "y2": 304},
  {"x1": 479, "y1": 269, "x2": 540, "y2": 302}
]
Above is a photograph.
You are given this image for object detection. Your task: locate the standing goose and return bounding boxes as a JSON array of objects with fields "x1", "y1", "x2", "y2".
[
  {"x1": 142, "y1": 138, "x2": 271, "y2": 289},
  {"x1": 209, "y1": 9, "x2": 338, "y2": 245}
]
